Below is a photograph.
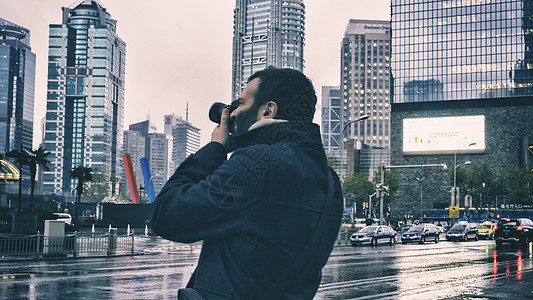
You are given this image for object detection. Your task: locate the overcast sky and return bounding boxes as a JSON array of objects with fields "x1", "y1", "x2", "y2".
[{"x1": 2, "y1": 0, "x2": 390, "y2": 147}]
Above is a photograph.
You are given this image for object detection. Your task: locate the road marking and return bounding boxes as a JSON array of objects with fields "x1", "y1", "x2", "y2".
[{"x1": 143, "y1": 245, "x2": 201, "y2": 253}]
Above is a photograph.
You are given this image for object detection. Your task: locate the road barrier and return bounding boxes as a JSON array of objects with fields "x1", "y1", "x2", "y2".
[
  {"x1": 0, "y1": 230, "x2": 136, "y2": 259},
  {"x1": 336, "y1": 230, "x2": 350, "y2": 246}
]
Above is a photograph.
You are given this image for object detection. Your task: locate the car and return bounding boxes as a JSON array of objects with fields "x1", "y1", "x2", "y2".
[
  {"x1": 477, "y1": 221, "x2": 495, "y2": 239},
  {"x1": 350, "y1": 225, "x2": 397, "y2": 246},
  {"x1": 446, "y1": 222, "x2": 478, "y2": 241},
  {"x1": 53, "y1": 213, "x2": 72, "y2": 225},
  {"x1": 494, "y1": 218, "x2": 533, "y2": 247},
  {"x1": 401, "y1": 223, "x2": 440, "y2": 244}
]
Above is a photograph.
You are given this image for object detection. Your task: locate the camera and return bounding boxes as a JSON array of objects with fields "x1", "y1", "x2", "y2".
[{"x1": 209, "y1": 100, "x2": 238, "y2": 132}]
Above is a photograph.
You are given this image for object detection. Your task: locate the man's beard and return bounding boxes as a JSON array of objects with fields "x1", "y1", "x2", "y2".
[{"x1": 233, "y1": 103, "x2": 260, "y2": 135}]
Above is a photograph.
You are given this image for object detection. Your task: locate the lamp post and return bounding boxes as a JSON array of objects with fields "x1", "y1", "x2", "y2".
[
  {"x1": 368, "y1": 191, "x2": 377, "y2": 219},
  {"x1": 453, "y1": 160, "x2": 472, "y2": 206},
  {"x1": 341, "y1": 114, "x2": 370, "y2": 177},
  {"x1": 416, "y1": 177, "x2": 423, "y2": 219},
  {"x1": 139, "y1": 185, "x2": 145, "y2": 204},
  {"x1": 453, "y1": 143, "x2": 476, "y2": 206}
]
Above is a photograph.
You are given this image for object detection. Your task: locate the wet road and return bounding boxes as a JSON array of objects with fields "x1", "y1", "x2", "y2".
[
  {"x1": 316, "y1": 240, "x2": 533, "y2": 299},
  {"x1": 0, "y1": 237, "x2": 531, "y2": 299}
]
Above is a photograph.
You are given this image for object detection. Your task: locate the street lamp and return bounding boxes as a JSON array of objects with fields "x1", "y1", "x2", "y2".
[
  {"x1": 138, "y1": 185, "x2": 145, "y2": 204},
  {"x1": 416, "y1": 177, "x2": 423, "y2": 219},
  {"x1": 453, "y1": 143, "x2": 476, "y2": 206},
  {"x1": 341, "y1": 114, "x2": 370, "y2": 177}
]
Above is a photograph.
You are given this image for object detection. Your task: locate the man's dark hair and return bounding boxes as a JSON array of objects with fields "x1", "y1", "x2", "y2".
[{"x1": 247, "y1": 66, "x2": 317, "y2": 122}]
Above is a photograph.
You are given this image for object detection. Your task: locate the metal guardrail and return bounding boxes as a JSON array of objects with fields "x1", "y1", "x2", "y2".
[
  {"x1": 0, "y1": 230, "x2": 136, "y2": 258},
  {"x1": 335, "y1": 230, "x2": 351, "y2": 246}
]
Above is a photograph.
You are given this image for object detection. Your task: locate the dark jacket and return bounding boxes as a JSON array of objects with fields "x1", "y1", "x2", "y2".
[{"x1": 150, "y1": 122, "x2": 343, "y2": 299}]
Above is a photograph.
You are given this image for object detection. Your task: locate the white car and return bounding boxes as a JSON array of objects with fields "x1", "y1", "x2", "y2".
[{"x1": 53, "y1": 213, "x2": 72, "y2": 225}]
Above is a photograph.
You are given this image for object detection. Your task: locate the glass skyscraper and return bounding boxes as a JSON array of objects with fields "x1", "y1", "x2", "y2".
[
  {"x1": 232, "y1": 0, "x2": 306, "y2": 98},
  {"x1": 321, "y1": 86, "x2": 344, "y2": 176},
  {"x1": 0, "y1": 18, "x2": 35, "y2": 154},
  {"x1": 391, "y1": 0, "x2": 533, "y2": 103},
  {"x1": 43, "y1": 0, "x2": 125, "y2": 194}
]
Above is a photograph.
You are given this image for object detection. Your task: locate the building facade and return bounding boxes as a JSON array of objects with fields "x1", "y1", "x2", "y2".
[
  {"x1": 144, "y1": 133, "x2": 169, "y2": 196},
  {"x1": 125, "y1": 120, "x2": 169, "y2": 196},
  {"x1": 390, "y1": 0, "x2": 533, "y2": 221},
  {"x1": 164, "y1": 114, "x2": 200, "y2": 170},
  {"x1": 391, "y1": 0, "x2": 533, "y2": 103},
  {"x1": 341, "y1": 19, "x2": 391, "y2": 151},
  {"x1": 121, "y1": 130, "x2": 145, "y2": 198},
  {"x1": 0, "y1": 18, "x2": 35, "y2": 154},
  {"x1": 43, "y1": 0, "x2": 125, "y2": 194},
  {"x1": 231, "y1": 0, "x2": 306, "y2": 98},
  {"x1": 321, "y1": 86, "x2": 344, "y2": 176}
]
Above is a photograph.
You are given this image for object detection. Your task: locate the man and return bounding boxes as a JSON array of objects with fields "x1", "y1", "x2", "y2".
[{"x1": 150, "y1": 67, "x2": 343, "y2": 299}]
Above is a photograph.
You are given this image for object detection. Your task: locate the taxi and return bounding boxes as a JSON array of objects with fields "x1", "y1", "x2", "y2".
[{"x1": 477, "y1": 221, "x2": 495, "y2": 239}]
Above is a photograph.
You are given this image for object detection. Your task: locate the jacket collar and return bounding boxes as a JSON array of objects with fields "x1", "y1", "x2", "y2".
[{"x1": 230, "y1": 121, "x2": 322, "y2": 150}]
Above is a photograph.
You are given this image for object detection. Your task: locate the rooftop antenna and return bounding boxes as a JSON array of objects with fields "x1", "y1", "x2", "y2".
[{"x1": 186, "y1": 103, "x2": 189, "y2": 122}]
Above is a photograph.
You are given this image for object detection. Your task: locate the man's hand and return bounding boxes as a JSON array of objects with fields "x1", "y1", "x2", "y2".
[{"x1": 211, "y1": 108, "x2": 230, "y2": 147}]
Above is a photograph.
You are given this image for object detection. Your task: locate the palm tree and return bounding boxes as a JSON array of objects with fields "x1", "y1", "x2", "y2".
[
  {"x1": 26, "y1": 146, "x2": 51, "y2": 213},
  {"x1": 6, "y1": 144, "x2": 32, "y2": 214},
  {"x1": 70, "y1": 165, "x2": 93, "y2": 230}
]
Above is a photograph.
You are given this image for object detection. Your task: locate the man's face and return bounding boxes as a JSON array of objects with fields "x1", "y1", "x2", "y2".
[{"x1": 230, "y1": 78, "x2": 261, "y2": 134}]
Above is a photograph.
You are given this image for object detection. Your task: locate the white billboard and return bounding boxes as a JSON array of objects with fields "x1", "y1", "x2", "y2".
[{"x1": 403, "y1": 116, "x2": 486, "y2": 155}]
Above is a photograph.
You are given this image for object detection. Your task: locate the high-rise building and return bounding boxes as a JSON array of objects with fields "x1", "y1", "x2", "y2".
[
  {"x1": 42, "y1": 0, "x2": 125, "y2": 194},
  {"x1": 341, "y1": 20, "x2": 391, "y2": 151},
  {"x1": 389, "y1": 0, "x2": 533, "y2": 219},
  {"x1": 164, "y1": 114, "x2": 200, "y2": 170},
  {"x1": 231, "y1": 0, "x2": 306, "y2": 98},
  {"x1": 121, "y1": 130, "x2": 145, "y2": 198},
  {"x1": 0, "y1": 18, "x2": 35, "y2": 154},
  {"x1": 391, "y1": 0, "x2": 533, "y2": 103},
  {"x1": 321, "y1": 86, "x2": 344, "y2": 175},
  {"x1": 145, "y1": 133, "x2": 169, "y2": 195}
]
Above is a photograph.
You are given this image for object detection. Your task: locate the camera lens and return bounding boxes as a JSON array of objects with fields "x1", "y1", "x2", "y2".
[{"x1": 209, "y1": 102, "x2": 227, "y2": 124}]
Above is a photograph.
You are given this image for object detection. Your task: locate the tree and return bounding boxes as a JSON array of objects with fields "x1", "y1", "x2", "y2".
[
  {"x1": 5, "y1": 145, "x2": 31, "y2": 214},
  {"x1": 83, "y1": 171, "x2": 110, "y2": 203},
  {"x1": 342, "y1": 171, "x2": 375, "y2": 217},
  {"x1": 26, "y1": 146, "x2": 51, "y2": 213},
  {"x1": 467, "y1": 163, "x2": 496, "y2": 221},
  {"x1": 503, "y1": 164, "x2": 533, "y2": 205},
  {"x1": 448, "y1": 164, "x2": 470, "y2": 201},
  {"x1": 372, "y1": 168, "x2": 401, "y2": 221},
  {"x1": 70, "y1": 166, "x2": 93, "y2": 230}
]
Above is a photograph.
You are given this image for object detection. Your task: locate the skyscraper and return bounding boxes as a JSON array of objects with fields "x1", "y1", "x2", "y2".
[
  {"x1": 164, "y1": 114, "x2": 200, "y2": 171},
  {"x1": 389, "y1": 0, "x2": 533, "y2": 218},
  {"x1": 231, "y1": 0, "x2": 306, "y2": 98},
  {"x1": 122, "y1": 130, "x2": 145, "y2": 198},
  {"x1": 123, "y1": 120, "x2": 169, "y2": 197},
  {"x1": 0, "y1": 18, "x2": 35, "y2": 154},
  {"x1": 341, "y1": 20, "x2": 391, "y2": 151},
  {"x1": 43, "y1": 0, "x2": 125, "y2": 194},
  {"x1": 391, "y1": 0, "x2": 533, "y2": 103},
  {"x1": 321, "y1": 86, "x2": 343, "y2": 175}
]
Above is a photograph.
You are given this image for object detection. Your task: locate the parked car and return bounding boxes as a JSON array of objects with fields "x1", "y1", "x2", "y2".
[
  {"x1": 350, "y1": 225, "x2": 397, "y2": 246},
  {"x1": 446, "y1": 222, "x2": 478, "y2": 241},
  {"x1": 401, "y1": 223, "x2": 440, "y2": 244},
  {"x1": 494, "y1": 218, "x2": 533, "y2": 247},
  {"x1": 477, "y1": 221, "x2": 496, "y2": 239}
]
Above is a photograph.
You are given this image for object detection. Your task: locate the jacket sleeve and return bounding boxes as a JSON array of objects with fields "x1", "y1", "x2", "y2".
[{"x1": 149, "y1": 142, "x2": 259, "y2": 243}]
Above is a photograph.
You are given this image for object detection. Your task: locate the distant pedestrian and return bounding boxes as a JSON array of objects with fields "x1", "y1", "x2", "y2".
[{"x1": 150, "y1": 67, "x2": 343, "y2": 299}]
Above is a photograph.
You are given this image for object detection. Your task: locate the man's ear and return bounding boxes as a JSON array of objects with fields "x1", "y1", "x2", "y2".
[{"x1": 259, "y1": 101, "x2": 278, "y2": 119}]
